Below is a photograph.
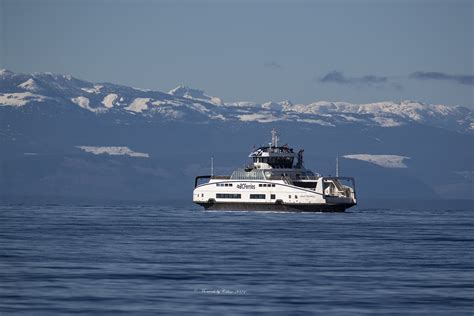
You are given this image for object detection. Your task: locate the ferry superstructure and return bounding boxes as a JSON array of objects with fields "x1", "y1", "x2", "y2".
[{"x1": 193, "y1": 129, "x2": 357, "y2": 212}]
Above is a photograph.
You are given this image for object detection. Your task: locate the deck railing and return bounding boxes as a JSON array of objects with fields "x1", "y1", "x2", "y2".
[{"x1": 211, "y1": 175, "x2": 231, "y2": 180}]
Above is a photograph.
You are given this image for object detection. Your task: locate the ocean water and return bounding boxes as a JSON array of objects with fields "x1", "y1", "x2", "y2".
[{"x1": 0, "y1": 204, "x2": 472, "y2": 315}]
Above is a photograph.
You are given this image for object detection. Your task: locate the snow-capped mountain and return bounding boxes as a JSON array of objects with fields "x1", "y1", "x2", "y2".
[
  {"x1": 0, "y1": 69, "x2": 472, "y2": 133},
  {"x1": 168, "y1": 85, "x2": 224, "y2": 106}
]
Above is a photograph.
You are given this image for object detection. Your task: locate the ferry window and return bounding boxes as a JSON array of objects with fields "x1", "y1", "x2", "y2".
[
  {"x1": 289, "y1": 195, "x2": 291, "y2": 199},
  {"x1": 272, "y1": 184, "x2": 275, "y2": 187},
  {"x1": 259, "y1": 184, "x2": 262, "y2": 187},
  {"x1": 229, "y1": 184, "x2": 233, "y2": 187},
  {"x1": 295, "y1": 195, "x2": 298, "y2": 199},
  {"x1": 250, "y1": 194, "x2": 265, "y2": 199},
  {"x1": 216, "y1": 193, "x2": 241, "y2": 199},
  {"x1": 271, "y1": 194, "x2": 276, "y2": 199}
]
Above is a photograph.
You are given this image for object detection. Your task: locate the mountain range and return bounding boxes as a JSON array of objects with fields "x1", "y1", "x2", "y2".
[
  {"x1": 1, "y1": 68, "x2": 472, "y2": 132},
  {"x1": 0, "y1": 69, "x2": 472, "y2": 204}
]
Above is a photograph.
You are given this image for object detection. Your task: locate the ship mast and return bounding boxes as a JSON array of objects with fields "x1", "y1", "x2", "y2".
[
  {"x1": 211, "y1": 156, "x2": 214, "y2": 177},
  {"x1": 271, "y1": 128, "x2": 278, "y2": 148}
]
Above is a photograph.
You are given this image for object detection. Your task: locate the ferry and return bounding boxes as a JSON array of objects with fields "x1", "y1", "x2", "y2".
[{"x1": 193, "y1": 129, "x2": 357, "y2": 212}]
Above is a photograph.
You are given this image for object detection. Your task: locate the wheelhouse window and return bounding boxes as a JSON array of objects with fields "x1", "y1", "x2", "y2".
[
  {"x1": 216, "y1": 193, "x2": 241, "y2": 199},
  {"x1": 250, "y1": 194, "x2": 265, "y2": 199},
  {"x1": 267, "y1": 157, "x2": 293, "y2": 168},
  {"x1": 271, "y1": 194, "x2": 276, "y2": 199}
]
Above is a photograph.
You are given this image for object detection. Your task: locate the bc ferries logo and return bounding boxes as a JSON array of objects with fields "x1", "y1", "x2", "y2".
[{"x1": 236, "y1": 183, "x2": 256, "y2": 190}]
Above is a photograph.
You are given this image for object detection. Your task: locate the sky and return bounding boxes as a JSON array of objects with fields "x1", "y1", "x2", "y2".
[{"x1": 1, "y1": 0, "x2": 473, "y2": 107}]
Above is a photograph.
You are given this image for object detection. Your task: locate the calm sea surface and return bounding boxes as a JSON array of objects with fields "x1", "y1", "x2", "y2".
[{"x1": 0, "y1": 204, "x2": 472, "y2": 315}]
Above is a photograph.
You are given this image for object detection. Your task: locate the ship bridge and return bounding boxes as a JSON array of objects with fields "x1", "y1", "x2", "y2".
[{"x1": 249, "y1": 129, "x2": 303, "y2": 169}]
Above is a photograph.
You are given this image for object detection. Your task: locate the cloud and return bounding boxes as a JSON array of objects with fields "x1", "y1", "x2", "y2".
[
  {"x1": 264, "y1": 61, "x2": 283, "y2": 70},
  {"x1": 410, "y1": 71, "x2": 474, "y2": 85},
  {"x1": 319, "y1": 71, "x2": 388, "y2": 85}
]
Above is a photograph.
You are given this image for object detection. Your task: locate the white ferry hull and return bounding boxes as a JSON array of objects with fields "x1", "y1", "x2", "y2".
[
  {"x1": 197, "y1": 201, "x2": 356, "y2": 212},
  {"x1": 193, "y1": 178, "x2": 357, "y2": 213}
]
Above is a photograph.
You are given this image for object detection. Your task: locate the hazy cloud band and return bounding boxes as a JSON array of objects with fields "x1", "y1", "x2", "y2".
[
  {"x1": 319, "y1": 70, "x2": 474, "y2": 87},
  {"x1": 319, "y1": 71, "x2": 387, "y2": 85},
  {"x1": 410, "y1": 71, "x2": 474, "y2": 85}
]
